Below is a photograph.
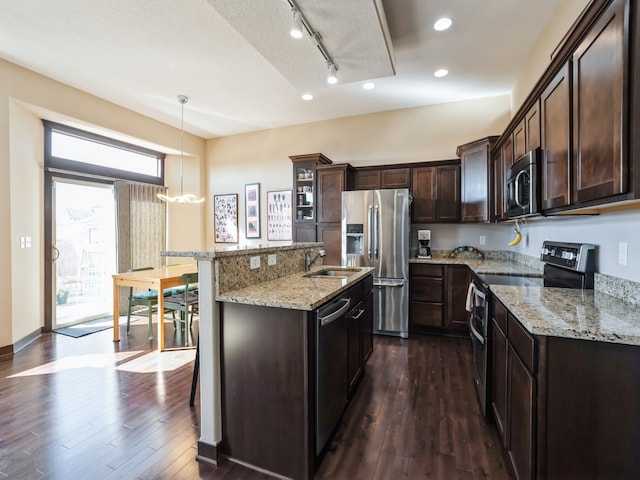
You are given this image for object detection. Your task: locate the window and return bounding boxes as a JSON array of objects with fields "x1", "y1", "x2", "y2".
[{"x1": 44, "y1": 121, "x2": 165, "y2": 185}]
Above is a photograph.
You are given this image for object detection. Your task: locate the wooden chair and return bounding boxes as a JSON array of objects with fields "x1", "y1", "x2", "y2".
[
  {"x1": 163, "y1": 272, "x2": 199, "y2": 331},
  {"x1": 126, "y1": 267, "x2": 161, "y2": 339}
]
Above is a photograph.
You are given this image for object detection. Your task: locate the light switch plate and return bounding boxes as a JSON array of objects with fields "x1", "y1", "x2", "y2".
[
  {"x1": 250, "y1": 256, "x2": 261, "y2": 269},
  {"x1": 479, "y1": 235, "x2": 486, "y2": 246},
  {"x1": 268, "y1": 254, "x2": 277, "y2": 266}
]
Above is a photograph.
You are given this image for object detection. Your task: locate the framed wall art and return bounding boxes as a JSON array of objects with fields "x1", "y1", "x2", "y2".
[
  {"x1": 267, "y1": 190, "x2": 292, "y2": 241},
  {"x1": 214, "y1": 193, "x2": 238, "y2": 243},
  {"x1": 244, "y1": 183, "x2": 261, "y2": 239}
]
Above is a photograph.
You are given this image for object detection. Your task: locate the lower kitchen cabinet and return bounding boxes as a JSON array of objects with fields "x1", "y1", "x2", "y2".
[
  {"x1": 409, "y1": 263, "x2": 470, "y2": 335},
  {"x1": 347, "y1": 289, "x2": 373, "y2": 397},
  {"x1": 490, "y1": 296, "x2": 640, "y2": 479}
]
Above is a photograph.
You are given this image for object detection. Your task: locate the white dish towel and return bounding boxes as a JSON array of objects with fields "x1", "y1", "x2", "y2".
[{"x1": 465, "y1": 282, "x2": 475, "y2": 312}]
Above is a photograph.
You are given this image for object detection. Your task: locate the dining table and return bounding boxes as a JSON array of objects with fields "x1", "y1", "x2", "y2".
[{"x1": 112, "y1": 264, "x2": 198, "y2": 351}]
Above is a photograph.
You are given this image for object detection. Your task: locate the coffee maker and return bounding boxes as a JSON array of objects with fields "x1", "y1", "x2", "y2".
[{"x1": 417, "y1": 230, "x2": 432, "y2": 258}]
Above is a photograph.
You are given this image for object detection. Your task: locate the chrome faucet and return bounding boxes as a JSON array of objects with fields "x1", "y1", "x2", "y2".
[{"x1": 305, "y1": 249, "x2": 326, "y2": 271}]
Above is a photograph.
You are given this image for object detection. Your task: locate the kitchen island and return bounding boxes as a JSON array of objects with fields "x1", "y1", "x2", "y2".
[{"x1": 162, "y1": 243, "x2": 373, "y2": 480}]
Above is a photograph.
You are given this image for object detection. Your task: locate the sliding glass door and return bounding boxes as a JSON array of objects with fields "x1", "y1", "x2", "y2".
[{"x1": 52, "y1": 178, "x2": 116, "y2": 328}]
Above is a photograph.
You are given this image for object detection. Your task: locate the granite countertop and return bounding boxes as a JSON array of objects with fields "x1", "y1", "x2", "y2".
[
  {"x1": 216, "y1": 266, "x2": 374, "y2": 311},
  {"x1": 411, "y1": 256, "x2": 640, "y2": 346},
  {"x1": 491, "y1": 285, "x2": 640, "y2": 346},
  {"x1": 410, "y1": 257, "x2": 543, "y2": 277}
]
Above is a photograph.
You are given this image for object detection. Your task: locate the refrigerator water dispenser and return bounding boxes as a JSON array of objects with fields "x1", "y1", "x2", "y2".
[{"x1": 345, "y1": 224, "x2": 364, "y2": 255}]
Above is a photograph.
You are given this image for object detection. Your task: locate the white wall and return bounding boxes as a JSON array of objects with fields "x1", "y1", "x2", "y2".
[
  {"x1": 206, "y1": 95, "x2": 512, "y2": 248},
  {"x1": 509, "y1": 210, "x2": 640, "y2": 282},
  {"x1": 511, "y1": 0, "x2": 591, "y2": 114}
]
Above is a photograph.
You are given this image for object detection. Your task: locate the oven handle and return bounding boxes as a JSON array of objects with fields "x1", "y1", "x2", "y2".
[
  {"x1": 514, "y1": 170, "x2": 527, "y2": 209},
  {"x1": 469, "y1": 316, "x2": 485, "y2": 345}
]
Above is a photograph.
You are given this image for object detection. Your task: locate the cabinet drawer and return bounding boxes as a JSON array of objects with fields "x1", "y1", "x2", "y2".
[
  {"x1": 410, "y1": 277, "x2": 443, "y2": 303},
  {"x1": 508, "y1": 313, "x2": 536, "y2": 373},
  {"x1": 410, "y1": 264, "x2": 444, "y2": 278},
  {"x1": 493, "y1": 297, "x2": 508, "y2": 334},
  {"x1": 410, "y1": 301, "x2": 443, "y2": 327}
]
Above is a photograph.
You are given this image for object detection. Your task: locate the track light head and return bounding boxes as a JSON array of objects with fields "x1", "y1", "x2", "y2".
[
  {"x1": 327, "y1": 63, "x2": 338, "y2": 85},
  {"x1": 290, "y1": 9, "x2": 303, "y2": 38}
]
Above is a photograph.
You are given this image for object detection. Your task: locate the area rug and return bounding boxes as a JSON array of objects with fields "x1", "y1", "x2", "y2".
[{"x1": 54, "y1": 316, "x2": 132, "y2": 338}]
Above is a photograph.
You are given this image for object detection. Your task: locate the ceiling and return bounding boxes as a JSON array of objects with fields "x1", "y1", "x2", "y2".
[{"x1": 0, "y1": 0, "x2": 563, "y2": 140}]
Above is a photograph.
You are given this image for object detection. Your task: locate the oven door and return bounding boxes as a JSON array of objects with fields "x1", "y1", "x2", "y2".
[{"x1": 469, "y1": 282, "x2": 489, "y2": 416}]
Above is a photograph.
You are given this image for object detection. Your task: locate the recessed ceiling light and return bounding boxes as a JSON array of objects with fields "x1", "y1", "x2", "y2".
[
  {"x1": 301, "y1": 93, "x2": 313, "y2": 101},
  {"x1": 434, "y1": 69, "x2": 449, "y2": 78},
  {"x1": 363, "y1": 82, "x2": 375, "y2": 90},
  {"x1": 434, "y1": 17, "x2": 452, "y2": 31}
]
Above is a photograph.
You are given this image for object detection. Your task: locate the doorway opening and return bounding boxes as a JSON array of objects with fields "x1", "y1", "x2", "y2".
[{"x1": 52, "y1": 179, "x2": 116, "y2": 328}]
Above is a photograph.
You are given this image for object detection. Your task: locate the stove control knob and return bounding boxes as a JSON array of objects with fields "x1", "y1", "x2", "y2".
[
  {"x1": 540, "y1": 247, "x2": 550, "y2": 256},
  {"x1": 562, "y1": 251, "x2": 576, "y2": 261}
]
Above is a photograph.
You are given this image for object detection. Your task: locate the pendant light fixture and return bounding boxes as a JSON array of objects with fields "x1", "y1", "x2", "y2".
[{"x1": 157, "y1": 95, "x2": 205, "y2": 204}]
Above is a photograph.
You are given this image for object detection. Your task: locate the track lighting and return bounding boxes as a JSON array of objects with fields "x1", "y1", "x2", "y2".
[
  {"x1": 327, "y1": 63, "x2": 338, "y2": 85},
  {"x1": 290, "y1": 8, "x2": 303, "y2": 38}
]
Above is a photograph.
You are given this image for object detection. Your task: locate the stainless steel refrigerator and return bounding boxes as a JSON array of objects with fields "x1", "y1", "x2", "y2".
[{"x1": 341, "y1": 189, "x2": 410, "y2": 338}]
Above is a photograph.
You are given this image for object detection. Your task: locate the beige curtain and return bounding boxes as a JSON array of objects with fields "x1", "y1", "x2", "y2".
[{"x1": 115, "y1": 181, "x2": 167, "y2": 313}]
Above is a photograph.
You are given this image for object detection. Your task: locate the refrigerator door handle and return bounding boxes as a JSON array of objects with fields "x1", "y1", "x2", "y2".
[
  {"x1": 373, "y1": 205, "x2": 379, "y2": 259},
  {"x1": 367, "y1": 204, "x2": 373, "y2": 259},
  {"x1": 373, "y1": 280, "x2": 405, "y2": 287}
]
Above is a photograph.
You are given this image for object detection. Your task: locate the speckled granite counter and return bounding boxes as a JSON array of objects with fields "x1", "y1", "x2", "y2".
[
  {"x1": 410, "y1": 256, "x2": 640, "y2": 346},
  {"x1": 216, "y1": 266, "x2": 374, "y2": 311},
  {"x1": 490, "y1": 286, "x2": 640, "y2": 346},
  {"x1": 410, "y1": 257, "x2": 543, "y2": 276}
]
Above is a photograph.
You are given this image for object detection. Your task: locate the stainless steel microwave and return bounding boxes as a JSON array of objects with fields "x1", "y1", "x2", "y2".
[{"x1": 505, "y1": 149, "x2": 540, "y2": 219}]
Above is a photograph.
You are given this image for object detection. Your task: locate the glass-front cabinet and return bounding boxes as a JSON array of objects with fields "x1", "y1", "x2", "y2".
[{"x1": 289, "y1": 153, "x2": 332, "y2": 242}]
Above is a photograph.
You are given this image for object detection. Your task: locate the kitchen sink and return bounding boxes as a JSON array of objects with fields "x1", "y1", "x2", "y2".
[{"x1": 304, "y1": 268, "x2": 361, "y2": 279}]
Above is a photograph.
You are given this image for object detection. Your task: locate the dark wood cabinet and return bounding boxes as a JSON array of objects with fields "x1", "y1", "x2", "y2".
[
  {"x1": 360, "y1": 291, "x2": 373, "y2": 364},
  {"x1": 572, "y1": 0, "x2": 627, "y2": 204},
  {"x1": 457, "y1": 136, "x2": 498, "y2": 223},
  {"x1": 445, "y1": 265, "x2": 471, "y2": 331},
  {"x1": 411, "y1": 162, "x2": 460, "y2": 223},
  {"x1": 525, "y1": 101, "x2": 541, "y2": 152},
  {"x1": 515, "y1": 102, "x2": 541, "y2": 159},
  {"x1": 491, "y1": 149, "x2": 504, "y2": 221},
  {"x1": 316, "y1": 223, "x2": 341, "y2": 266},
  {"x1": 541, "y1": 62, "x2": 572, "y2": 210},
  {"x1": 507, "y1": 343, "x2": 535, "y2": 480},
  {"x1": 290, "y1": 153, "x2": 332, "y2": 241},
  {"x1": 491, "y1": 316, "x2": 508, "y2": 444},
  {"x1": 491, "y1": 298, "x2": 537, "y2": 480},
  {"x1": 316, "y1": 164, "x2": 353, "y2": 223},
  {"x1": 348, "y1": 282, "x2": 374, "y2": 398},
  {"x1": 410, "y1": 263, "x2": 470, "y2": 335},
  {"x1": 353, "y1": 167, "x2": 411, "y2": 190},
  {"x1": 409, "y1": 264, "x2": 443, "y2": 329}
]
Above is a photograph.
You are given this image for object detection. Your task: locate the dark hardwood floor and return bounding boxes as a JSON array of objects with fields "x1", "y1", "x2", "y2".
[{"x1": 0, "y1": 318, "x2": 510, "y2": 479}]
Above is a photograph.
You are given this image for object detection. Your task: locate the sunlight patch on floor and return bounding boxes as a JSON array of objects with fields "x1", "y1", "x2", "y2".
[
  {"x1": 8, "y1": 351, "x2": 143, "y2": 378},
  {"x1": 115, "y1": 349, "x2": 196, "y2": 373}
]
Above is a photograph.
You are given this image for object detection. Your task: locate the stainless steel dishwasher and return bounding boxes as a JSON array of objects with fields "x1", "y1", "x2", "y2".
[{"x1": 315, "y1": 292, "x2": 351, "y2": 456}]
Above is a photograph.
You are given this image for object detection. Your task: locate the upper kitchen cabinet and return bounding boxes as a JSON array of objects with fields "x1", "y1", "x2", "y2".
[
  {"x1": 353, "y1": 166, "x2": 411, "y2": 190},
  {"x1": 411, "y1": 161, "x2": 460, "y2": 223},
  {"x1": 290, "y1": 153, "x2": 332, "y2": 242},
  {"x1": 457, "y1": 136, "x2": 499, "y2": 223},
  {"x1": 515, "y1": 101, "x2": 541, "y2": 159},
  {"x1": 572, "y1": 0, "x2": 627, "y2": 204},
  {"x1": 316, "y1": 164, "x2": 354, "y2": 223},
  {"x1": 541, "y1": 62, "x2": 572, "y2": 210}
]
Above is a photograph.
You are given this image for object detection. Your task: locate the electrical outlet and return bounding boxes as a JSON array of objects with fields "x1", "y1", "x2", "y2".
[
  {"x1": 479, "y1": 235, "x2": 486, "y2": 246},
  {"x1": 618, "y1": 242, "x2": 628, "y2": 266},
  {"x1": 268, "y1": 254, "x2": 277, "y2": 266},
  {"x1": 25, "y1": 236, "x2": 31, "y2": 248},
  {"x1": 20, "y1": 236, "x2": 25, "y2": 248},
  {"x1": 250, "y1": 256, "x2": 261, "y2": 269}
]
